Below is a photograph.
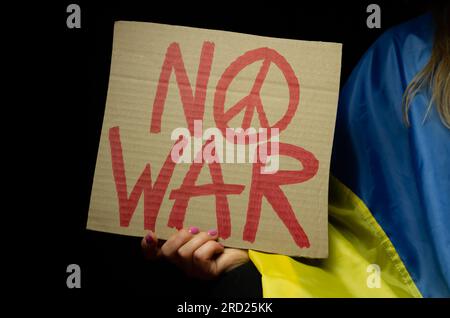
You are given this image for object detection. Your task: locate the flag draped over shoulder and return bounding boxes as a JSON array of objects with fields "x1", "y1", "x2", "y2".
[{"x1": 249, "y1": 13, "x2": 450, "y2": 297}]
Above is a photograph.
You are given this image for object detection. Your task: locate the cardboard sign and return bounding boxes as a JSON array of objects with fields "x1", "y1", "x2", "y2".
[{"x1": 87, "y1": 21, "x2": 342, "y2": 257}]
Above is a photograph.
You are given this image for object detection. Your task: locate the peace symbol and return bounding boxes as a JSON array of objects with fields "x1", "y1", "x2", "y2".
[{"x1": 214, "y1": 47, "x2": 300, "y2": 144}]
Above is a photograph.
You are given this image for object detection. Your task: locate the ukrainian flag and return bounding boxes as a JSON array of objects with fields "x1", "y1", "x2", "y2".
[{"x1": 249, "y1": 13, "x2": 450, "y2": 298}]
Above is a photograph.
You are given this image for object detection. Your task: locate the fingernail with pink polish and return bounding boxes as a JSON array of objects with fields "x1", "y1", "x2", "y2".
[
  {"x1": 208, "y1": 229, "x2": 218, "y2": 236},
  {"x1": 189, "y1": 226, "x2": 200, "y2": 234},
  {"x1": 145, "y1": 234, "x2": 153, "y2": 246}
]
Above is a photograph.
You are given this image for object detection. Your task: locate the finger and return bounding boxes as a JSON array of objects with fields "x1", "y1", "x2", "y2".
[
  {"x1": 192, "y1": 240, "x2": 225, "y2": 278},
  {"x1": 177, "y1": 229, "x2": 219, "y2": 260},
  {"x1": 160, "y1": 227, "x2": 199, "y2": 261},
  {"x1": 141, "y1": 231, "x2": 161, "y2": 260},
  {"x1": 215, "y1": 248, "x2": 249, "y2": 273}
]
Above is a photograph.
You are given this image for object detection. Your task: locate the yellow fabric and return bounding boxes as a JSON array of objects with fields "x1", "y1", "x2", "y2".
[{"x1": 249, "y1": 175, "x2": 422, "y2": 298}]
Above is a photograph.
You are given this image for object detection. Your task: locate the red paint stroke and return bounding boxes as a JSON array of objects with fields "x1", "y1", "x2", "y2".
[
  {"x1": 109, "y1": 126, "x2": 178, "y2": 231},
  {"x1": 214, "y1": 47, "x2": 299, "y2": 144},
  {"x1": 168, "y1": 139, "x2": 245, "y2": 239},
  {"x1": 243, "y1": 142, "x2": 319, "y2": 248},
  {"x1": 151, "y1": 41, "x2": 215, "y2": 135}
]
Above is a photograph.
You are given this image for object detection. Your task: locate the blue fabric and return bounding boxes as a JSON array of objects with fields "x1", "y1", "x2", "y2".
[{"x1": 331, "y1": 13, "x2": 450, "y2": 297}]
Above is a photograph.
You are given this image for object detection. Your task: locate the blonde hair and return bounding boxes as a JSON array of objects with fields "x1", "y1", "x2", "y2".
[{"x1": 402, "y1": 4, "x2": 450, "y2": 128}]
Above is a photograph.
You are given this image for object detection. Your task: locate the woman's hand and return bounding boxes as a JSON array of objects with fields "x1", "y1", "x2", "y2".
[{"x1": 141, "y1": 227, "x2": 249, "y2": 279}]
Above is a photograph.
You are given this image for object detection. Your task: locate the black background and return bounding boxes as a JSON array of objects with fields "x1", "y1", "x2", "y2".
[{"x1": 41, "y1": 0, "x2": 437, "y2": 304}]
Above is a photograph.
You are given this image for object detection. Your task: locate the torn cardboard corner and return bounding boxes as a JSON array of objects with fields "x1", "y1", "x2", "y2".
[{"x1": 87, "y1": 21, "x2": 342, "y2": 257}]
